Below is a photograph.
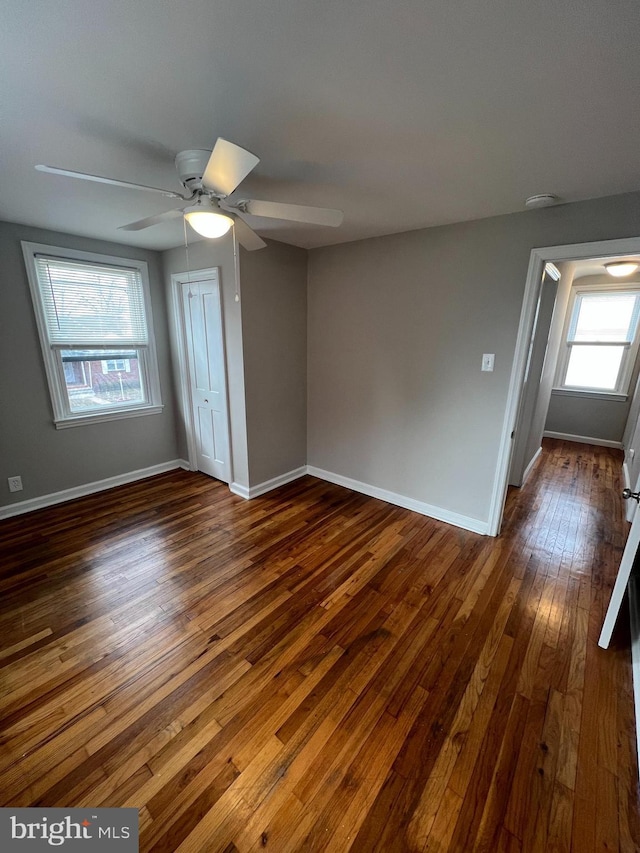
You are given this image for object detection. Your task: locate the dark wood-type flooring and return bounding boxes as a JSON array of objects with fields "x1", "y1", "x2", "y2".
[{"x1": 1, "y1": 439, "x2": 639, "y2": 851}]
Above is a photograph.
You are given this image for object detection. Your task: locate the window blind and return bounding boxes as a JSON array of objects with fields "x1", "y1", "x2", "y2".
[{"x1": 34, "y1": 256, "x2": 149, "y2": 347}]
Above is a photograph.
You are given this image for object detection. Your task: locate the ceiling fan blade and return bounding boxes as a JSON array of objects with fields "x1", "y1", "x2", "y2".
[
  {"x1": 233, "y1": 214, "x2": 267, "y2": 251},
  {"x1": 119, "y1": 208, "x2": 184, "y2": 231},
  {"x1": 35, "y1": 164, "x2": 184, "y2": 198},
  {"x1": 202, "y1": 139, "x2": 260, "y2": 197},
  {"x1": 240, "y1": 199, "x2": 343, "y2": 227}
]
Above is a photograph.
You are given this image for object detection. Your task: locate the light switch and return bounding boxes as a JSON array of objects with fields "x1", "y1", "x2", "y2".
[{"x1": 482, "y1": 353, "x2": 495, "y2": 372}]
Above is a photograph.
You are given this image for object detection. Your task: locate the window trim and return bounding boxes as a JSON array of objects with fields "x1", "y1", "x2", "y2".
[
  {"x1": 554, "y1": 281, "x2": 640, "y2": 397},
  {"x1": 22, "y1": 242, "x2": 163, "y2": 428}
]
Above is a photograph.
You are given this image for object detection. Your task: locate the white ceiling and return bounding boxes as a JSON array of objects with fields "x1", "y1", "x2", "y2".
[
  {"x1": 567, "y1": 254, "x2": 640, "y2": 280},
  {"x1": 2, "y1": 0, "x2": 640, "y2": 251}
]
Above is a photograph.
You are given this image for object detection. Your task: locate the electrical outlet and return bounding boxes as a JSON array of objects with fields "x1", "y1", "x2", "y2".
[{"x1": 8, "y1": 475, "x2": 23, "y2": 493}]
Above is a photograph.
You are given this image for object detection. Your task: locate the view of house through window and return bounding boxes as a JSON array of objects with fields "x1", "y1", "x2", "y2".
[
  {"x1": 557, "y1": 288, "x2": 640, "y2": 393},
  {"x1": 62, "y1": 350, "x2": 143, "y2": 412},
  {"x1": 23, "y1": 243, "x2": 162, "y2": 426}
]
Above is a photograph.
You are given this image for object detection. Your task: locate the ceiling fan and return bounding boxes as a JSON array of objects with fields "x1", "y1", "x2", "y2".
[{"x1": 35, "y1": 139, "x2": 343, "y2": 251}]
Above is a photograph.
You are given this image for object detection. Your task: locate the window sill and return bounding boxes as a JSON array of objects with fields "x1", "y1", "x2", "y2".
[
  {"x1": 54, "y1": 404, "x2": 164, "y2": 429},
  {"x1": 551, "y1": 388, "x2": 628, "y2": 402}
]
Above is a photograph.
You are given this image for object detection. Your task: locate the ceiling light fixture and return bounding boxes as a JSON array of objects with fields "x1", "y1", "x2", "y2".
[
  {"x1": 183, "y1": 196, "x2": 233, "y2": 238},
  {"x1": 605, "y1": 261, "x2": 639, "y2": 278},
  {"x1": 525, "y1": 194, "x2": 559, "y2": 209}
]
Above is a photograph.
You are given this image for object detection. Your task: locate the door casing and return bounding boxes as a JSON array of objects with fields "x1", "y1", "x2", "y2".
[
  {"x1": 490, "y1": 235, "x2": 640, "y2": 536},
  {"x1": 170, "y1": 267, "x2": 234, "y2": 485}
]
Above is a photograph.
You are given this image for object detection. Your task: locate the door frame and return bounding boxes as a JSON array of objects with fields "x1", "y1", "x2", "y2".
[
  {"x1": 488, "y1": 234, "x2": 640, "y2": 536},
  {"x1": 170, "y1": 267, "x2": 234, "y2": 485}
]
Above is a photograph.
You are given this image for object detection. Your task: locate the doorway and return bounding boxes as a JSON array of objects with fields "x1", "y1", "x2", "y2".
[
  {"x1": 172, "y1": 267, "x2": 232, "y2": 484},
  {"x1": 489, "y1": 236, "x2": 640, "y2": 536}
]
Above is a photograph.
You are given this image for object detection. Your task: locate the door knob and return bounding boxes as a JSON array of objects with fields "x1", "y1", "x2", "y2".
[{"x1": 622, "y1": 488, "x2": 640, "y2": 503}]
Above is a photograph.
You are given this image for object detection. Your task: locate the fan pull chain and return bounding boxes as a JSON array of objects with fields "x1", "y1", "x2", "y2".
[
  {"x1": 232, "y1": 223, "x2": 240, "y2": 303},
  {"x1": 183, "y1": 216, "x2": 193, "y2": 298}
]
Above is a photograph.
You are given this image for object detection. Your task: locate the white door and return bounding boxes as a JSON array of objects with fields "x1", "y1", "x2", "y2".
[
  {"x1": 624, "y1": 412, "x2": 640, "y2": 522},
  {"x1": 181, "y1": 275, "x2": 230, "y2": 483},
  {"x1": 509, "y1": 271, "x2": 559, "y2": 486},
  {"x1": 599, "y1": 488, "x2": 640, "y2": 647}
]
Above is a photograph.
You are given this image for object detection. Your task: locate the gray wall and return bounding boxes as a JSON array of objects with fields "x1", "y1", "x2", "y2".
[
  {"x1": 307, "y1": 192, "x2": 640, "y2": 526},
  {"x1": 161, "y1": 234, "x2": 250, "y2": 488},
  {"x1": 0, "y1": 221, "x2": 179, "y2": 508},
  {"x1": 545, "y1": 393, "x2": 630, "y2": 442},
  {"x1": 239, "y1": 241, "x2": 308, "y2": 486},
  {"x1": 6, "y1": 188, "x2": 640, "y2": 525}
]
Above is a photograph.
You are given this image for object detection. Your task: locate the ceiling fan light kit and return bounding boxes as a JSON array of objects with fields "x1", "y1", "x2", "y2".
[
  {"x1": 35, "y1": 138, "x2": 344, "y2": 251},
  {"x1": 183, "y1": 196, "x2": 233, "y2": 238}
]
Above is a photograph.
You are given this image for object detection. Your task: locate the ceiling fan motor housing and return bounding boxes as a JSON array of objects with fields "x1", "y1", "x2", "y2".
[{"x1": 175, "y1": 149, "x2": 212, "y2": 190}]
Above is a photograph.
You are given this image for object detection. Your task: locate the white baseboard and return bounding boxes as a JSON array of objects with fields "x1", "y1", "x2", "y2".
[
  {"x1": 230, "y1": 466, "x2": 307, "y2": 500},
  {"x1": 0, "y1": 459, "x2": 190, "y2": 520},
  {"x1": 1, "y1": 459, "x2": 489, "y2": 536},
  {"x1": 229, "y1": 482, "x2": 250, "y2": 499},
  {"x1": 521, "y1": 447, "x2": 543, "y2": 486},
  {"x1": 306, "y1": 465, "x2": 489, "y2": 535},
  {"x1": 543, "y1": 431, "x2": 623, "y2": 449},
  {"x1": 628, "y1": 574, "x2": 640, "y2": 777}
]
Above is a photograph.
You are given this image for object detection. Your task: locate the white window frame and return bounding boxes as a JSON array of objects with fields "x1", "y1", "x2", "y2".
[
  {"x1": 22, "y1": 242, "x2": 163, "y2": 428},
  {"x1": 554, "y1": 282, "x2": 640, "y2": 399}
]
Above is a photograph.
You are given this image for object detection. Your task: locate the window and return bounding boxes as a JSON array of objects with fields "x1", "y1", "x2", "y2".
[
  {"x1": 22, "y1": 243, "x2": 162, "y2": 427},
  {"x1": 102, "y1": 358, "x2": 131, "y2": 373},
  {"x1": 555, "y1": 286, "x2": 640, "y2": 395}
]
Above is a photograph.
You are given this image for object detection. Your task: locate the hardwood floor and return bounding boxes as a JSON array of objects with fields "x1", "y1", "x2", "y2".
[{"x1": 1, "y1": 438, "x2": 638, "y2": 851}]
